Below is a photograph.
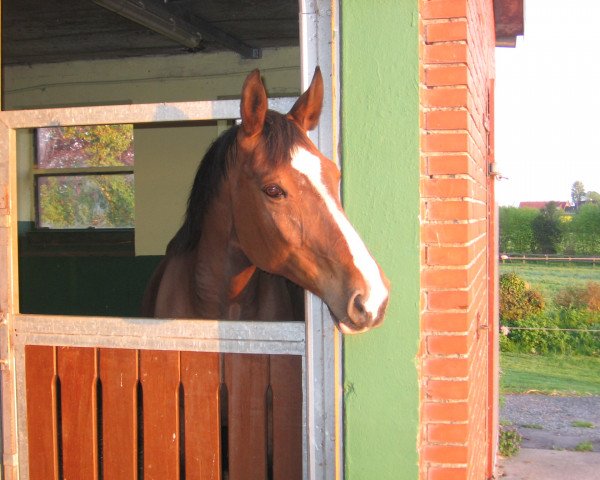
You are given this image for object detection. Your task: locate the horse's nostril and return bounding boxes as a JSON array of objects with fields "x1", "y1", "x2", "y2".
[
  {"x1": 341, "y1": 290, "x2": 387, "y2": 333},
  {"x1": 353, "y1": 294, "x2": 366, "y2": 315},
  {"x1": 348, "y1": 292, "x2": 372, "y2": 326}
]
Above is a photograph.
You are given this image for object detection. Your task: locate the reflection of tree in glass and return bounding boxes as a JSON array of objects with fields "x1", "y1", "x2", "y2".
[
  {"x1": 38, "y1": 125, "x2": 134, "y2": 228},
  {"x1": 61, "y1": 125, "x2": 134, "y2": 167},
  {"x1": 39, "y1": 175, "x2": 134, "y2": 228}
]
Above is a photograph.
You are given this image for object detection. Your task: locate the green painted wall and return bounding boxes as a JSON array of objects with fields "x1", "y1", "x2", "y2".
[
  {"x1": 19, "y1": 254, "x2": 162, "y2": 317},
  {"x1": 341, "y1": 1, "x2": 420, "y2": 478},
  {"x1": 17, "y1": 221, "x2": 162, "y2": 317}
]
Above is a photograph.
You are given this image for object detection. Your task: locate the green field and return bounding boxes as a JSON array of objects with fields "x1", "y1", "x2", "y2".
[
  {"x1": 499, "y1": 261, "x2": 600, "y2": 301},
  {"x1": 500, "y1": 262, "x2": 600, "y2": 395},
  {"x1": 501, "y1": 352, "x2": 600, "y2": 395}
]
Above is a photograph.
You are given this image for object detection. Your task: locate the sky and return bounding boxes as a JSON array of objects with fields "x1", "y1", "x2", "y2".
[{"x1": 495, "y1": 0, "x2": 600, "y2": 206}]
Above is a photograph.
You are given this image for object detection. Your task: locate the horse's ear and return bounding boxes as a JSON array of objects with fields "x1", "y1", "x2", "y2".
[
  {"x1": 240, "y1": 69, "x2": 268, "y2": 137},
  {"x1": 288, "y1": 67, "x2": 324, "y2": 131}
]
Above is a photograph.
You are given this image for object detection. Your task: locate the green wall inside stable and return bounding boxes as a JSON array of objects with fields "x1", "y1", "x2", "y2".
[
  {"x1": 19, "y1": 255, "x2": 162, "y2": 317},
  {"x1": 17, "y1": 220, "x2": 162, "y2": 317},
  {"x1": 341, "y1": 0, "x2": 420, "y2": 478}
]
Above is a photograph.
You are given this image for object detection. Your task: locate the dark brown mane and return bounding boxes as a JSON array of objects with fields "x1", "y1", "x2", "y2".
[{"x1": 166, "y1": 110, "x2": 308, "y2": 255}]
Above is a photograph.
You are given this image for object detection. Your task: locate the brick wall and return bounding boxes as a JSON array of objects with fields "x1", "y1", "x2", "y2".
[{"x1": 419, "y1": 1, "x2": 497, "y2": 479}]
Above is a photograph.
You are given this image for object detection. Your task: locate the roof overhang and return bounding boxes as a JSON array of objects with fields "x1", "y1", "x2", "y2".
[{"x1": 494, "y1": 0, "x2": 524, "y2": 47}]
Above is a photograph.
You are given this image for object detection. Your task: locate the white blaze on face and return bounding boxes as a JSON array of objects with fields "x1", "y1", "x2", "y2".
[{"x1": 291, "y1": 147, "x2": 388, "y2": 318}]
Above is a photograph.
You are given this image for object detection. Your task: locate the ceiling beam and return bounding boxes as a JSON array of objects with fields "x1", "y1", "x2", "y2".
[
  {"x1": 94, "y1": 0, "x2": 262, "y2": 59},
  {"x1": 94, "y1": 0, "x2": 203, "y2": 49},
  {"x1": 190, "y1": 14, "x2": 262, "y2": 60}
]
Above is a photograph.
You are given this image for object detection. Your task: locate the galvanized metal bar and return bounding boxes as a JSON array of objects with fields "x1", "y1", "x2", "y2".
[
  {"x1": 13, "y1": 344, "x2": 29, "y2": 480},
  {"x1": 14, "y1": 315, "x2": 305, "y2": 356},
  {"x1": 304, "y1": 292, "x2": 336, "y2": 480},
  {"x1": 300, "y1": 0, "x2": 342, "y2": 478},
  {"x1": 0, "y1": 97, "x2": 297, "y2": 129}
]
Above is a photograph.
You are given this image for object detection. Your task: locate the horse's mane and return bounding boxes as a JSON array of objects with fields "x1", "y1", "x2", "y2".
[{"x1": 166, "y1": 110, "x2": 308, "y2": 255}]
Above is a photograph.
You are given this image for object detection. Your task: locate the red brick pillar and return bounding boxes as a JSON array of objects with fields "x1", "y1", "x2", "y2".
[{"x1": 419, "y1": 1, "x2": 497, "y2": 479}]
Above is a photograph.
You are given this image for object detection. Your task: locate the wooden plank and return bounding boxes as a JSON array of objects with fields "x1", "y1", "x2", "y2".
[
  {"x1": 139, "y1": 350, "x2": 180, "y2": 479},
  {"x1": 224, "y1": 353, "x2": 269, "y2": 480},
  {"x1": 180, "y1": 351, "x2": 221, "y2": 480},
  {"x1": 57, "y1": 346, "x2": 98, "y2": 480},
  {"x1": 25, "y1": 345, "x2": 58, "y2": 480},
  {"x1": 270, "y1": 355, "x2": 303, "y2": 480},
  {"x1": 99, "y1": 348, "x2": 138, "y2": 479}
]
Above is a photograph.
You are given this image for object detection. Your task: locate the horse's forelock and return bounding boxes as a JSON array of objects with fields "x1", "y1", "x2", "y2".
[{"x1": 261, "y1": 111, "x2": 308, "y2": 166}]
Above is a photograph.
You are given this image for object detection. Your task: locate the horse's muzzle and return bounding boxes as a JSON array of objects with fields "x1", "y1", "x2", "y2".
[{"x1": 337, "y1": 290, "x2": 389, "y2": 334}]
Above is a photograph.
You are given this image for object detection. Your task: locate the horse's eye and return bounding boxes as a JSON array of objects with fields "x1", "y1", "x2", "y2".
[{"x1": 263, "y1": 184, "x2": 286, "y2": 199}]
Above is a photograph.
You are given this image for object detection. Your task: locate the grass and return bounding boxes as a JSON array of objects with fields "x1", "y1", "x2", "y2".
[
  {"x1": 571, "y1": 420, "x2": 595, "y2": 428},
  {"x1": 499, "y1": 261, "x2": 600, "y2": 301},
  {"x1": 500, "y1": 352, "x2": 600, "y2": 395},
  {"x1": 521, "y1": 423, "x2": 544, "y2": 429},
  {"x1": 574, "y1": 441, "x2": 594, "y2": 452}
]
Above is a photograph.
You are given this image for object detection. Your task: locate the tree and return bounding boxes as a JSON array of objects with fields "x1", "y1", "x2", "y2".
[
  {"x1": 586, "y1": 191, "x2": 600, "y2": 204},
  {"x1": 499, "y1": 206, "x2": 538, "y2": 253},
  {"x1": 571, "y1": 181, "x2": 586, "y2": 209},
  {"x1": 532, "y1": 201, "x2": 563, "y2": 254},
  {"x1": 567, "y1": 203, "x2": 600, "y2": 254}
]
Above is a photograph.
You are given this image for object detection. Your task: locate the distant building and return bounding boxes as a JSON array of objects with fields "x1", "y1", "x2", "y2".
[{"x1": 519, "y1": 201, "x2": 572, "y2": 211}]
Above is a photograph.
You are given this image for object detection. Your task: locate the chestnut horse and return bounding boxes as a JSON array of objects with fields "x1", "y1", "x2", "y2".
[{"x1": 142, "y1": 68, "x2": 389, "y2": 333}]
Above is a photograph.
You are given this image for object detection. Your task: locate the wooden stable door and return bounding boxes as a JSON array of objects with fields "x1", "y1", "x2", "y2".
[{"x1": 24, "y1": 346, "x2": 302, "y2": 480}]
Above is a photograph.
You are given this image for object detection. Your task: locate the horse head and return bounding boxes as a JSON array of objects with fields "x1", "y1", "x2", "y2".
[{"x1": 227, "y1": 68, "x2": 390, "y2": 334}]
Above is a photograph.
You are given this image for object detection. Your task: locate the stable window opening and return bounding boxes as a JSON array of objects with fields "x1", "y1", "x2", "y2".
[{"x1": 34, "y1": 125, "x2": 135, "y2": 230}]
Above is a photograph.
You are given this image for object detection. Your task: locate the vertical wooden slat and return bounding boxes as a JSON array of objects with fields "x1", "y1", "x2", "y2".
[
  {"x1": 99, "y1": 348, "x2": 138, "y2": 479},
  {"x1": 180, "y1": 351, "x2": 221, "y2": 480},
  {"x1": 57, "y1": 346, "x2": 98, "y2": 480},
  {"x1": 140, "y1": 349, "x2": 180, "y2": 479},
  {"x1": 225, "y1": 353, "x2": 269, "y2": 480},
  {"x1": 25, "y1": 345, "x2": 58, "y2": 480},
  {"x1": 270, "y1": 355, "x2": 303, "y2": 480}
]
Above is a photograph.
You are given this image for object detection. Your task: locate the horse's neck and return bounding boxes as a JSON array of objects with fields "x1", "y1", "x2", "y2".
[{"x1": 191, "y1": 199, "x2": 298, "y2": 321}]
